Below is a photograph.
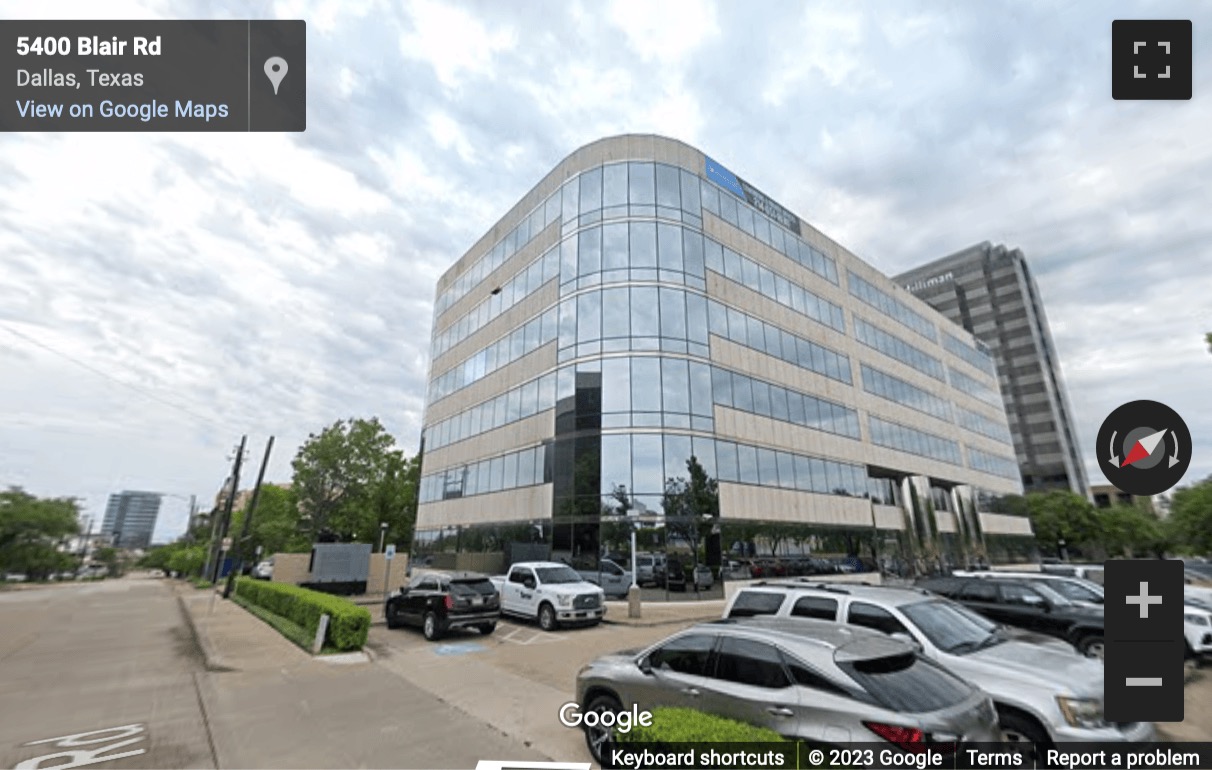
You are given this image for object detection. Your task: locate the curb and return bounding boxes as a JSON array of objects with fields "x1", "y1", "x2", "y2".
[
  {"x1": 175, "y1": 592, "x2": 235, "y2": 672},
  {"x1": 601, "y1": 615, "x2": 718, "y2": 628}
]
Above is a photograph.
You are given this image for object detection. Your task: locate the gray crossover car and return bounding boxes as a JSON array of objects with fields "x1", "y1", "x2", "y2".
[
  {"x1": 724, "y1": 582, "x2": 1154, "y2": 750},
  {"x1": 574, "y1": 617, "x2": 1000, "y2": 764}
]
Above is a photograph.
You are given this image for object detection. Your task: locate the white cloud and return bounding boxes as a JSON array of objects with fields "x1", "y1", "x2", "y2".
[
  {"x1": 606, "y1": 0, "x2": 719, "y2": 63},
  {"x1": 2, "y1": 0, "x2": 1210, "y2": 542},
  {"x1": 399, "y1": 0, "x2": 518, "y2": 89}
]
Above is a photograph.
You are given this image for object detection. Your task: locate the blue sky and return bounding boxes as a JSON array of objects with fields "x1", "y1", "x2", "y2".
[{"x1": 1, "y1": 0, "x2": 1209, "y2": 542}]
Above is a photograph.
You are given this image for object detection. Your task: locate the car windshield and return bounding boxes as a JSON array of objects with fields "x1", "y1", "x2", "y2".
[
  {"x1": 901, "y1": 600, "x2": 1001, "y2": 654},
  {"x1": 535, "y1": 566, "x2": 583, "y2": 584}
]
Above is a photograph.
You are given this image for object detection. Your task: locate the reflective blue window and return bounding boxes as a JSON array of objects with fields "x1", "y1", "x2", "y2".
[
  {"x1": 716, "y1": 441, "x2": 739, "y2": 482},
  {"x1": 868, "y1": 416, "x2": 962, "y2": 465},
  {"x1": 630, "y1": 222, "x2": 657, "y2": 268},
  {"x1": 848, "y1": 270, "x2": 937, "y2": 342},
  {"x1": 854, "y1": 317, "x2": 945, "y2": 381},
  {"x1": 966, "y1": 446, "x2": 1019, "y2": 480},
  {"x1": 950, "y1": 367, "x2": 1003, "y2": 407},
  {"x1": 628, "y1": 162, "x2": 655, "y2": 205}
]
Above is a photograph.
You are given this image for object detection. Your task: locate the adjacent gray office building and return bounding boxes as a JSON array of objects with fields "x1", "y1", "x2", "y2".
[
  {"x1": 100, "y1": 491, "x2": 162, "y2": 549},
  {"x1": 894, "y1": 243, "x2": 1089, "y2": 497},
  {"x1": 413, "y1": 136, "x2": 1034, "y2": 590}
]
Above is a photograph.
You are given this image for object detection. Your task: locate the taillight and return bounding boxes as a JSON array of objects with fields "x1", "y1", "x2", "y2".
[
  {"x1": 444, "y1": 595, "x2": 454, "y2": 610},
  {"x1": 864, "y1": 722, "x2": 926, "y2": 752}
]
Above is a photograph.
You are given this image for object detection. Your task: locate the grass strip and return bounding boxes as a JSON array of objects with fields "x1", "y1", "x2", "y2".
[{"x1": 230, "y1": 593, "x2": 342, "y2": 654}]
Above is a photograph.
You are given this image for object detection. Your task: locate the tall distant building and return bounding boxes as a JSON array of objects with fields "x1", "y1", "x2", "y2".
[
  {"x1": 412, "y1": 135, "x2": 1034, "y2": 588},
  {"x1": 894, "y1": 243, "x2": 1089, "y2": 497},
  {"x1": 101, "y1": 491, "x2": 162, "y2": 549}
]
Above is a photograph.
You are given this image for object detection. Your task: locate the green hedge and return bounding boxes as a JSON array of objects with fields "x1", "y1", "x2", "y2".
[
  {"x1": 233, "y1": 577, "x2": 370, "y2": 651},
  {"x1": 616, "y1": 707, "x2": 789, "y2": 743}
]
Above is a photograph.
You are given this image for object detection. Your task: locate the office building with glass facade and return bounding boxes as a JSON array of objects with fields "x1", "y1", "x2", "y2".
[
  {"x1": 101, "y1": 490, "x2": 162, "y2": 550},
  {"x1": 413, "y1": 136, "x2": 1033, "y2": 595},
  {"x1": 894, "y1": 243, "x2": 1089, "y2": 497}
]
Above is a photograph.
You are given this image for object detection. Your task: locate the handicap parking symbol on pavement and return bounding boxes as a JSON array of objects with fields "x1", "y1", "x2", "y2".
[{"x1": 434, "y1": 642, "x2": 486, "y2": 656}]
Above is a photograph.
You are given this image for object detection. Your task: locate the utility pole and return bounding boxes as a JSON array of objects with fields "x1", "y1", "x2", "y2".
[
  {"x1": 224, "y1": 436, "x2": 274, "y2": 599},
  {"x1": 210, "y1": 435, "x2": 248, "y2": 584}
]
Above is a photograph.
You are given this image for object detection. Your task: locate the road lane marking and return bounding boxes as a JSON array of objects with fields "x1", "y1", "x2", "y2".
[{"x1": 17, "y1": 724, "x2": 147, "y2": 769}]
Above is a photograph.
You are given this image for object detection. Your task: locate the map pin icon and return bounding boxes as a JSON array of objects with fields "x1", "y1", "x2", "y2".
[{"x1": 264, "y1": 57, "x2": 288, "y2": 95}]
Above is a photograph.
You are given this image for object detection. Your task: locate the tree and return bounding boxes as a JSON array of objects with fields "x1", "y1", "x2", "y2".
[
  {"x1": 661, "y1": 456, "x2": 720, "y2": 561},
  {"x1": 1205, "y1": 332, "x2": 1212, "y2": 354},
  {"x1": 369, "y1": 450, "x2": 420, "y2": 552},
  {"x1": 228, "y1": 484, "x2": 309, "y2": 557},
  {"x1": 93, "y1": 547, "x2": 123, "y2": 578},
  {"x1": 0, "y1": 487, "x2": 81, "y2": 580},
  {"x1": 291, "y1": 418, "x2": 406, "y2": 542},
  {"x1": 1098, "y1": 505, "x2": 1168, "y2": 558},
  {"x1": 1168, "y1": 476, "x2": 1212, "y2": 555},
  {"x1": 1024, "y1": 490, "x2": 1101, "y2": 557}
]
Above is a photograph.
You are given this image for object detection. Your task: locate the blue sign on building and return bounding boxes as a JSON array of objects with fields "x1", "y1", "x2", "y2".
[
  {"x1": 704, "y1": 156, "x2": 802, "y2": 236},
  {"x1": 704, "y1": 155, "x2": 745, "y2": 197}
]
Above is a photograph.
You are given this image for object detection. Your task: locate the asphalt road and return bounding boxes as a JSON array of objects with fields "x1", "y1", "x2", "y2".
[
  {"x1": 0, "y1": 579, "x2": 217, "y2": 769},
  {"x1": 1, "y1": 577, "x2": 549, "y2": 769}
]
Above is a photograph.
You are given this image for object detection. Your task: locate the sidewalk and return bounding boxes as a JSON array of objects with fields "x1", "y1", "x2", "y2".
[
  {"x1": 602, "y1": 598, "x2": 725, "y2": 626},
  {"x1": 174, "y1": 584, "x2": 549, "y2": 768},
  {"x1": 177, "y1": 584, "x2": 312, "y2": 671}
]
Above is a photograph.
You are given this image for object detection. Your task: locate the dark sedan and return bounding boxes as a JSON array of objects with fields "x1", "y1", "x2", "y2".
[
  {"x1": 385, "y1": 571, "x2": 500, "y2": 641},
  {"x1": 918, "y1": 576, "x2": 1105, "y2": 659}
]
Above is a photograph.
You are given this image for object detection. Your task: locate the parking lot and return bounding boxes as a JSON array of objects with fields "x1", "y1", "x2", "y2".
[{"x1": 366, "y1": 596, "x2": 1212, "y2": 759}]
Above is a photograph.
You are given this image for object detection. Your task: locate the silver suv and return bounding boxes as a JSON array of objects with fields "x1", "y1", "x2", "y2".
[
  {"x1": 574, "y1": 616, "x2": 1000, "y2": 764},
  {"x1": 723, "y1": 582, "x2": 1154, "y2": 750}
]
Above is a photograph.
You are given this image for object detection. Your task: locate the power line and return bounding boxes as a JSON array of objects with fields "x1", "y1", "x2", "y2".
[{"x1": 0, "y1": 322, "x2": 227, "y2": 431}]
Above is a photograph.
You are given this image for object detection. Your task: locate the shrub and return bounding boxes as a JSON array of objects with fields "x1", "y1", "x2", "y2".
[
  {"x1": 233, "y1": 577, "x2": 370, "y2": 651},
  {"x1": 616, "y1": 707, "x2": 789, "y2": 743}
]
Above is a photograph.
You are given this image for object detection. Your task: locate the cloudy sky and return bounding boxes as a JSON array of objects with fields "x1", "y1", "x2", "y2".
[{"x1": 2, "y1": 0, "x2": 1209, "y2": 543}]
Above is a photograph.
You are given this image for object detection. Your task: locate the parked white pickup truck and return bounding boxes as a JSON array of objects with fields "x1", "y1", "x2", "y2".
[{"x1": 489, "y1": 562, "x2": 606, "y2": 631}]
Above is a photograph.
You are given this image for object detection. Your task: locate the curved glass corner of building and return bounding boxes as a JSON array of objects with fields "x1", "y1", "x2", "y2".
[{"x1": 413, "y1": 145, "x2": 1035, "y2": 599}]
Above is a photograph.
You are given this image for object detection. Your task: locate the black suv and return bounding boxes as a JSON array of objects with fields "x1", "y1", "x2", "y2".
[
  {"x1": 918, "y1": 576, "x2": 1106, "y2": 659},
  {"x1": 385, "y1": 571, "x2": 500, "y2": 641}
]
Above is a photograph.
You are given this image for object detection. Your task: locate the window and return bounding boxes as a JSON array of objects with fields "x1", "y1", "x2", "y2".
[
  {"x1": 509, "y1": 568, "x2": 533, "y2": 585},
  {"x1": 416, "y1": 575, "x2": 438, "y2": 591},
  {"x1": 840, "y1": 653, "x2": 972, "y2": 712},
  {"x1": 960, "y1": 581, "x2": 998, "y2": 601},
  {"x1": 728, "y1": 591, "x2": 785, "y2": 618},
  {"x1": 999, "y1": 583, "x2": 1047, "y2": 607},
  {"x1": 648, "y1": 633, "x2": 715, "y2": 676},
  {"x1": 712, "y1": 637, "x2": 791, "y2": 689},
  {"x1": 791, "y1": 596, "x2": 838, "y2": 620},
  {"x1": 628, "y1": 162, "x2": 655, "y2": 205},
  {"x1": 786, "y1": 657, "x2": 851, "y2": 696},
  {"x1": 846, "y1": 602, "x2": 908, "y2": 636}
]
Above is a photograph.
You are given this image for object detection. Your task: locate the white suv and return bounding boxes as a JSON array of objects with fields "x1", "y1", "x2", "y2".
[{"x1": 722, "y1": 582, "x2": 1154, "y2": 750}]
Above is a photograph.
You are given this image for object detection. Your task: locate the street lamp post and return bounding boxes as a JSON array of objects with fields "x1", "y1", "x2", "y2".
[{"x1": 379, "y1": 522, "x2": 389, "y2": 553}]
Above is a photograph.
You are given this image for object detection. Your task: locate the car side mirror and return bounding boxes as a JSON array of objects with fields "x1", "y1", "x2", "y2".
[
  {"x1": 523, "y1": 578, "x2": 536, "y2": 589},
  {"x1": 638, "y1": 657, "x2": 653, "y2": 675}
]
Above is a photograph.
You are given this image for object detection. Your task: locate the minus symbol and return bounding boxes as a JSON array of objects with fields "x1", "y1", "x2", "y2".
[{"x1": 1125, "y1": 677, "x2": 1163, "y2": 686}]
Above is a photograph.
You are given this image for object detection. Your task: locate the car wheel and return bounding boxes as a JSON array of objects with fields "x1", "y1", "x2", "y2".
[
  {"x1": 538, "y1": 603, "x2": 558, "y2": 632},
  {"x1": 385, "y1": 604, "x2": 399, "y2": 629},
  {"x1": 478, "y1": 622, "x2": 496, "y2": 635},
  {"x1": 582, "y1": 693, "x2": 623, "y2": 765},
  {"x1": 1077, "y1": 635, "x2": 1104, "y2": 660},
  {"x1": 423, "y1": 611, "x2": 444, "y2": 641},
  {"x1": 999, "y1": 711, "x2": 1050, "y2": 764}
]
